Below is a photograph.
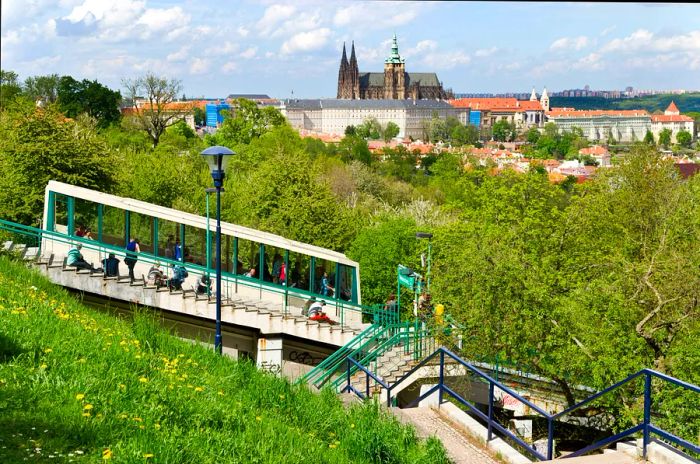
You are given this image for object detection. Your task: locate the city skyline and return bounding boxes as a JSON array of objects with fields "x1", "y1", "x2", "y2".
[{"x1": 2, "y1": 1, "x2": 699, "y2": 99}]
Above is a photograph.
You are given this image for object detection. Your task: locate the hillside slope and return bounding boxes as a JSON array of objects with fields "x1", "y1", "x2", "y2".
[{"x1": 0, "y1": 256, "x2": 449, "y2": 463}]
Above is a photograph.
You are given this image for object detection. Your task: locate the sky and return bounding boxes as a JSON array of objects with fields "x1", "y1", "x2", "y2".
[{"x1": 2, "y1": 1, "x2": 700, "y2": 99}]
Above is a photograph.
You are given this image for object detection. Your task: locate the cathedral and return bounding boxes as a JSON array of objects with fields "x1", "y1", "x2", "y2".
[{"x1": 337, "y1": 35, "x2": 451, "y2": 100}]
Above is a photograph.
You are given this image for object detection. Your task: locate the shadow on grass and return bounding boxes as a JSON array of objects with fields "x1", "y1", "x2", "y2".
[
  {"x1": 0, "y1": 414, "x2": 99, "y2": 462},
  {"x1": 0, "y1": 333, "x2": 24, "y2": 363}
]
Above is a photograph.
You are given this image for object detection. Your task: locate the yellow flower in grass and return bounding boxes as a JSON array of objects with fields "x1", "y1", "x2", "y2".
[
  {"x1": 154, "y1": 423, "x2": 161, "y2": 430},
  {"x1": 43, "y1": 348, "x2": 53, "y2": 353},
  {"x1": 75, "y1": 393, "x2": 85, "y2": 401},
  {"x1": 102, "y1": 448, "x2": 112, "y2": 460},
  {"x1": 83, "y1": 404, "x2": 93, "y2": 411},
  {"x1": 256, "y1": 416, "x2": 262, "y2": 421},
  {"x1": 194, "y1": 386, "x2": 204, "y2": 392},
  {"x1": 139, "y1": 377, "x2": 148, "y2": 383},
  {"x1": 82, "y1": 412, "x2": 91, "y2": 418},
  {"x1": 217, "y1": 390, "x2": 225, "y2": 396},
  {"x1": 119, "y1": 414, "x2": 128, "y2": 419},
  {"x1": 133, "y1": 417, "x2": 142, "y2": 422},
  {"x1": 144, "y1": 454, "x2": 154, "y2": 459},
  {"x1": 40, "y1": 364, "x2": 47, "y2": 369}
]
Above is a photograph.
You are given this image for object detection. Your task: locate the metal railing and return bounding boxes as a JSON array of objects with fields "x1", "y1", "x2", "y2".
[
  {"x1": 0, "y1": 218, "x2": 379, "y2": 327},
  {"x1": 343, "y1": 347, "x2": 700, "y2": 461}
]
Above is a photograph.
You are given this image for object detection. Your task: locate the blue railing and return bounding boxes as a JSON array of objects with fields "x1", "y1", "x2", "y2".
[{"x1": 343, "y1": 347, "x2": 700, "y2": 461}]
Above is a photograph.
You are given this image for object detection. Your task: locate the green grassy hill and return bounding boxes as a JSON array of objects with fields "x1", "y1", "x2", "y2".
[{"x1": 0, "y1": 256, "x2": 449, "y2": 463}]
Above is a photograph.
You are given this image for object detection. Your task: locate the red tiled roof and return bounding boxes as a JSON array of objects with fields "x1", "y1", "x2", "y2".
[
  {"x1": 651, "y1": 114, "x2": 693, "y2": 122},
  {"x1": 579, "y1": 145, "x2": 609, "y2": 156},
  {"x1": 547, "y1": 109, "x2": 649, "y2": 118},
  {"x1": 666, "y1": 101, "x2": 680, "y2": 114}
]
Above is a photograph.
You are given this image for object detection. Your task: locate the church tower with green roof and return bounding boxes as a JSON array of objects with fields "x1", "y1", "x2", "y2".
[{"x1": 383, "y1": 34, "x2": 406, "y2": 99}]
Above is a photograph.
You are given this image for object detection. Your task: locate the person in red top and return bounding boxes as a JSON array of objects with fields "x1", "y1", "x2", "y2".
[{"x1": 279, "y1": 261, "x2": 286, "y2": 285}]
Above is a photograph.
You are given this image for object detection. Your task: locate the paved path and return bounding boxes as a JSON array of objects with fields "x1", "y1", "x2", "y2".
[{"x1": 393, "y1": 406, "x2": 499, "y2": 464}]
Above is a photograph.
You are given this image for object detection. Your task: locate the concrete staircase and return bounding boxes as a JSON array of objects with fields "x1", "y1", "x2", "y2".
[
  {"x1": 3, "y1": 241, "x2": 363, "y2": 347},
  {"x1": 344, "y1": 343, "x2": 418, "y2": 395}
]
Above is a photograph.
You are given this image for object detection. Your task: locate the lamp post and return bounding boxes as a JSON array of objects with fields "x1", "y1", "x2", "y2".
[
  {"x1": 415, "y1": 232, "x2": 433, "y2": 293},
  {"x1": 201, "y1": 146, "x2": 235, "y2": 354}
]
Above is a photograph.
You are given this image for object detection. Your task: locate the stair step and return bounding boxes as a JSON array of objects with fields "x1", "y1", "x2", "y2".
[
  {"x1": 2, "y1": 241, "x2": 12, "y2": 251},
  {"x1": 23, "y1": 247, "x2": 40, "y2": 261}
]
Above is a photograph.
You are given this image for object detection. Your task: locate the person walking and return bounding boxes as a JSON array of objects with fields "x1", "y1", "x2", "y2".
[{"x1": 125, "y1": 237, "x2": 140, "y2": 282}]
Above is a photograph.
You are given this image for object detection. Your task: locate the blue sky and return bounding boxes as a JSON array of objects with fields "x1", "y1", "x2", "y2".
[{"x1": 2, "y1": 1, "x2": 699, "y2": 99}]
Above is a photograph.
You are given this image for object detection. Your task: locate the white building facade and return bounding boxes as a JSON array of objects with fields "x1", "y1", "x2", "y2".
[{"x1": 283, "y1": 99, "x2": 468, "y2": 139}]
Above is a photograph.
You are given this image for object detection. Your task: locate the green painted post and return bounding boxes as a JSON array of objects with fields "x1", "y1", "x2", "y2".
[
  {"x1": 125, "y1": 211, "x2": 131, "y2": 244},
  {"x1": 179, "y1": 224, "x2": 185, "y2": 262},
  {"x1": 310, "y1": 257, "x2": 316, "y2": 294},
  {"x1": 97, "y1": 204, "x2": 103, "y2": 242},
  {"x1": 46, "y1": 192, "x2": 55, "y2": 232},
  {"x1": 351, "y1": 267, "x2": 358, "y2": 304},
  {"x1": 258, "y1": 244, "x2": 265, "y2": 281},
  {"x1": 153, "y1": 218, "x2": 159, "y2": 257},
  {"x1": 67, "y1": 197, "x2": 75, "y2": 236}
]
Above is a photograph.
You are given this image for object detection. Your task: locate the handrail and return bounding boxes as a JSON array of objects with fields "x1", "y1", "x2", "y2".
[
  {"x1": 300, "y1": 323, "x2": 387, "y2": 387},
  {"x1": 0, "y1": 218, "x2": 377, "y2": 324},
  {"x1": 342, "y1": 346, "x2": 700, "y2": 461}
]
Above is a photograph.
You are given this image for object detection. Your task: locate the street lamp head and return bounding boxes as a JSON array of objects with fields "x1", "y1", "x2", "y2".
[
  {"x1": 201, "y1": 145, "x2": 235, "y2": 185},
  {"x1": 415, "y1": 232, "x2": 433, "y2": 240}
]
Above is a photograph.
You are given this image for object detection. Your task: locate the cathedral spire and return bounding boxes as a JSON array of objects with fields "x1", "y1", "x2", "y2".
[
  {"x1": 340, "y1": 42, "x2": 348, "y2": 69},
  {"x1": 530, "y1": 87, "x2": 537, "y2": 101},
  {"x1": 350, "y1": 41, "x2": 358, "y2": 69}
]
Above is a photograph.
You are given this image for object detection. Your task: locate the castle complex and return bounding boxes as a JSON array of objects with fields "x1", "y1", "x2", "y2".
[{"x1": 337, "y1": 35, "x2": 451, "y2": 100}]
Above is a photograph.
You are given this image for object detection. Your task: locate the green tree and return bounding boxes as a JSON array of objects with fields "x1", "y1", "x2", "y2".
[
  {"x1": 347, "y1": 218, "x2": 419, "y2": 306},
  {"x1": 451, "y1": 124, "x2": 479, "y2": 146},
  {"x1": 526, "y1": 126, "x2": 541, "y2": 144},
  {"x1": 122, "y1": 73, "x2": 188, "y2": 147},
  {"x1": 193, "y1": 106, "x2": 206, "y2": 126},
  {"x1": 338, "y1": 135, "x2": 372, "y2": 165},
  {"x1": 344, "y1": 125, "x2": 356, "y2": 136},
  {"x1": 384, "y1": 121, "x2": 400, "y2": 142},
  {"x1": 492, "y1": 119, "x2": 516, "y2": 142},
  {"x1": 23, "y1": 74, "x2": 60, "y2": 103},
  {"x1": 0, "y1": 104, "x2": 116, "y2": 225},
  {"x1": 643, "y1": 130, "x2": 655, "y2": 145},
  {"x1": 57, "y1": 76, "x2": 122, "y2": 128},
  {"x1": 658, "y1": 128, "x2": 672, "y2": 148},
  {"x1": 356, "y1": 117, "x2": 382, "y2": 140},
  {"x1": 676, "y1": 129, "x2": 692, "y2": 148},
  {"x1": 0, "y1": 70, "x2": 23, "y2": 108},
  {"x1": 213, "y1": 98, "x2": 286, "y2": 146}
]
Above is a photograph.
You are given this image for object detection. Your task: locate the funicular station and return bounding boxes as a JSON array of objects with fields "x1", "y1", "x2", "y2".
[{"x1": 2, "y1": 181, "x2": 700, "y2": 463}]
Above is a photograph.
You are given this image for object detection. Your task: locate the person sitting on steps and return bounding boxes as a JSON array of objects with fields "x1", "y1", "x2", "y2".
[
  {"x1": 67, "y1": 244, "x2": 101, "y2": 272},
  {"x1": 147, "y1": 263, "x2": 168, "y2": 288},
  {"x1": 196, "y1": 274, "x2": 211, "y2": 296},
  {"x1": 169, "y1": 263, "x2": 188, "y2": 291},
  {"x1": 308, "y1": 300, "x2": 336, "y2": 325},
  {"x1": 102, "y1": 253, "x2": 120, "y2": 277}
]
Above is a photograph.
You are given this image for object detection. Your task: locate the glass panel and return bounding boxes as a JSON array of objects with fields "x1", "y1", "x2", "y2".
[
  {"x1": 287, "y1": 252, "x2": 310, "y2": 291},
  {"x1": 235, "y1": 238, "x2": 259, "y2": 279},
  {"x1": 183, "y1": 225, "x2": 206, "y2": 266},
  {"x1": 54, "y1": 194, "x2": 68, "y2": 234},
  {"x1": 314, "y1": 258, "x2": 336, "y2": 298},
  {"x1": 102, "y1": 206, "x2": 126, "y2": 248},
  {"x1": 157, "y1": 219, "x2": 180, "y2": 261},
  {"x1": 262, "y1": 246, "x2": 285, "y2": 284},
  {"x1": 337, "y1": 264, "x2": 355, "y2": 302},
  {"x1": 73, "y1": 198, "x2": 98, "y2": 240},
  {"x1": 130, "y1": 212, "x2": 154, "y2": 255}
]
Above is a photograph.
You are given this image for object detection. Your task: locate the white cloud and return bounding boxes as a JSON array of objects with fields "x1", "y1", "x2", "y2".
[
  {"x1": 572, "y1": 52, "x2": 604, "y2": 71},
  {"x1": 222, "y1": 61, "x2": 237, "y2": 73},
  {"x1": 600, "y1": 26, "x2": 616, "y2": 37},
  {"x1": 281, "y1": 28, "x2": 331, "y2": 54},
  {"x1": 256, "y1": 4, "x2": 295, "y2": 36},
  {"x1": 240, "y1": 47, "x2": 258, "y2": 59},
  {"x1": 600, "y1": 29, "x2": 654, "y2": 52},
  {"x1": 475, "y1": 47, "x2": 498, "y2": 57},
  {"x1": 421, "y1": 51, "x2": 471, "y2": 70},
  {"x1": 237, "y1": 26, "x2": 249, "y2": 37},
  {"x1": 550, "y1": 36, "x2": 589, "y2": 51},
  {"x1": 205, "y1": 41, "x2": 239, "y2": 57},
  {"x1": 189, "y1": 57, "x2": 210, "y2": 75},
  {"x1": 333, "y1": 2, "x2": 425, "y2": 30},
  {"x1": 403, "y1": 40, "x2": 438, "y2": 58},
  {"x1": 167, "y1": 46, "x2": 190, "y2": 62}
]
